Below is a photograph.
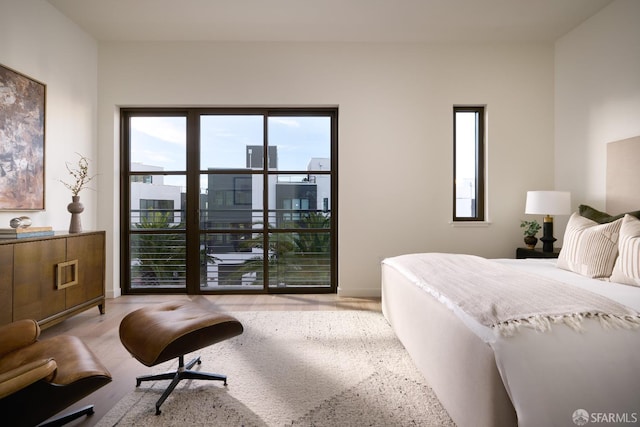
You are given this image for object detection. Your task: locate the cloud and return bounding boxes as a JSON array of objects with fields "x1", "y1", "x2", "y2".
[
  {"x1": 131, "y1": 117, "x2": 186, "y2": 145},
  {"x1": 270, "y1": 117, "x2": 301, "y2": 128},
  {"x1": 133, "y1": 150, "x2": 175, "y2": 165}
]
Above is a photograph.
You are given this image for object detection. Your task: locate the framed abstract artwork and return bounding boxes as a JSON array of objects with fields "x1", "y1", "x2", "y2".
[{"x1": 0, "y1": 64, "x2": 46, "y2": 210}]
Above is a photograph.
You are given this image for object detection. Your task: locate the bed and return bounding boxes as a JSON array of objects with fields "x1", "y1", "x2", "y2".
[{"x1": 381, "y1": 136, "x2": 640, "y2": 427}]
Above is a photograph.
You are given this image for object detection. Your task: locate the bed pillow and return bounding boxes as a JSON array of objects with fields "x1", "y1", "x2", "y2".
[
  {"x1": 557, "y1": 212, "x2": 623, "y2": 279},
  {"x1": 579, "y1": 204, "x2": 640, "y2": 223},
  {"x1": 610, "y1": 215, "x2": 640, "y2": 287}
]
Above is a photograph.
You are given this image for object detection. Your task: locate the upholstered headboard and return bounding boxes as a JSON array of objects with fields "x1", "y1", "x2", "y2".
[{"x1": 606, "y1": 136, "x2": 640, "y2": 213}]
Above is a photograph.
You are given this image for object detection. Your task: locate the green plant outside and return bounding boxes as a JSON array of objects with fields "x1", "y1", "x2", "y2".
[
  {"x1": 130, "y1": 211, "x2": 186, "y2": 286},
  {"x1": 235, "y1": 212, "x2": 331, "y2": 287}
]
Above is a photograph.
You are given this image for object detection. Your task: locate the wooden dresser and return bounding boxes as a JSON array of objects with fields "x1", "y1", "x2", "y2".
[{"x1": 0, "y1": 231, "x2": 105, "y2": 329}]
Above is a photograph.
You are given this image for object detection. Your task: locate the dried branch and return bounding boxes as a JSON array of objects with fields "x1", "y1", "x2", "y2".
[{"x1": 60, "y1": 153, "x2": 96, "y2": 196}]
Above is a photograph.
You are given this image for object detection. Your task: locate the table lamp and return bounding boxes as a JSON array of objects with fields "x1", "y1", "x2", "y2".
[{"x1": 525, "y1": 191, "x2": 571, "y2": 252}]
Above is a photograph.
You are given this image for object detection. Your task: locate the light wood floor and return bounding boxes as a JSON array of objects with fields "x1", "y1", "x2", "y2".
[{"x1": 39, "y1": 294, "x2": 381, "y2": 426}]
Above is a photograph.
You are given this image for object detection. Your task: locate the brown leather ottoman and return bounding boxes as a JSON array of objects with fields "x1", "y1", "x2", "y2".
[{"x1": 119, "y1": 301, "x2": 243, "y2": 414}]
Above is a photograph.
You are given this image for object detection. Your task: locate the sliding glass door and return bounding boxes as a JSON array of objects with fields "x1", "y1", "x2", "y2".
[
  {"x1": 121, "y1": 108, "x2": 337, "y2": 294},
  {"x1": 198, "y1": 114, "x2": 265, "y2": 291}
]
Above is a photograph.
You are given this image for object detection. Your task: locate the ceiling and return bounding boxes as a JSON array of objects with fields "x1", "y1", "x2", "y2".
[{"x1": 47, "y1": 0, "x2": 613, "y2": 44}]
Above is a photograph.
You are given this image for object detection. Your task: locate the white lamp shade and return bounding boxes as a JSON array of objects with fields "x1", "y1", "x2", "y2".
[{"x1": 525, "y1": 191, "x2": 571, "y2": 216}]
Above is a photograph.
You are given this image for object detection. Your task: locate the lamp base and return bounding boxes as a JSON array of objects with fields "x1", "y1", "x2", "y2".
[{"x1": 540, "y1": 216, "x2": 556, "y2": 252}]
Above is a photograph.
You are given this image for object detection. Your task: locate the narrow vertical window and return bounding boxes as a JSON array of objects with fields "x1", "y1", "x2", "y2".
[{"x1": 453, "y1": 106, "x2": 485, "y2": 221}]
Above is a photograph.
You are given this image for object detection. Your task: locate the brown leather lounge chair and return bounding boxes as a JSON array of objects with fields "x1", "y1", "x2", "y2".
[{"x1": 0, "y1": 319, "x2": 112, "y2": 427}]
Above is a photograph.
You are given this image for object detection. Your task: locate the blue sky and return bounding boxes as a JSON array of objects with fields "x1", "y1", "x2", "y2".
[{"x1": 130, "y1": 115, "x2": 331, "y2": 180}]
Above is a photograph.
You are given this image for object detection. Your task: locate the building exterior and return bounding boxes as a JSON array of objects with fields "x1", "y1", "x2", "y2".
[{"x1": 130, "y1": 147, "x2": 331, "y2": 289}]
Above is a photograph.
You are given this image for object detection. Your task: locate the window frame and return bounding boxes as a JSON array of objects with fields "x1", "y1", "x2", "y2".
[{"x1": 453, "y1": 105, "x2": 485, "y2": 222}]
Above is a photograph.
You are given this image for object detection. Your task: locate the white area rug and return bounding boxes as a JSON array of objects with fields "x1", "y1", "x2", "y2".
[{"x1": 97, "y1": 310, "x2": 454, "y2": 426}]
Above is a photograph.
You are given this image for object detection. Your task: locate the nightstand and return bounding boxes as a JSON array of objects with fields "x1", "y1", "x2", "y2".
[{"x1": 516, "y1": 247, "x2": 561, "y2": 259}]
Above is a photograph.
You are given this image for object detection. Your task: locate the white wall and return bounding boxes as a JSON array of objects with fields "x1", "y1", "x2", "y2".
[
  {"x1": 555, "y1": 0, "x2": 640, "y2": 211},
  {"x1": 2, "y1": 1, "x2": 634, "y2": 300},
  {"x1": 99, "y1": 41, "x2": 555, "y2": 297},
  {"x1": 0, "y1": 0, "x2": 98, "y2": 232},
  {"x1": 0, "y1": 1, "x2": 560, "y2": 298}
]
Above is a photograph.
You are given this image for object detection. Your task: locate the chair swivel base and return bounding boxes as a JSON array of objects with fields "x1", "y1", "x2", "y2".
[
  {"x1": 136, "y1": 354, "x2": 227, "y2": 415},
  {"x1": 39, "y1": 405, "x2": 95, "y2": 427}
]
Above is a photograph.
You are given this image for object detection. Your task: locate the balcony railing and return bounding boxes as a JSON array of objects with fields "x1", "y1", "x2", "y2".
[{"x1": 129, "y1": 209, "x2": 331, "y2": 289}]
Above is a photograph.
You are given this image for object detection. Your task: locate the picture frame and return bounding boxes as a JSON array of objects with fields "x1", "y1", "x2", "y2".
[{"x1": 0, "y1": 63, "x2": 46, "y2": 210}]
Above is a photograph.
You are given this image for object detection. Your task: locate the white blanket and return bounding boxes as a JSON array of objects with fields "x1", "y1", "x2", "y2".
[
  {"x1": 382, "y1": 255, "x2": 640, "y2": 427},
  {"x1": 492, "y1": 259, "x2": 640, "y2": 427},
  {"x1": 384, "y1": 253, "x2": 640, "y2": 336}
]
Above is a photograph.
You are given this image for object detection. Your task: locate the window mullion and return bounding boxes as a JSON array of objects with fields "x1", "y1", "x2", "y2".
[
  {"x1": 263, "y1": 113, "x2": 270, "y2": 291},
  {"x1": 185, "y1": 110, "x2": 200, "y2": 293}
]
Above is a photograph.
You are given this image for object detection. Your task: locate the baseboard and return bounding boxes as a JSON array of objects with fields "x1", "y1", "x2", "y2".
[
  {"x1": 106, "y1": 287, "x2": 376, "y2": 299},
  {"x1": 337, "y1": 287, "x2": 381, "y2": 298},
  {"x1": 105, "y1": 287, "x2": 122, "y2": 299}
]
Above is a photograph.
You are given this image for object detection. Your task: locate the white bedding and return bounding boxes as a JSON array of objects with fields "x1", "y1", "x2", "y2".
[
  {"x1": 495, "y1": 258, "x2": 640, "y2": 312},
  {"x1": 492, "y1": 259, "x2": 640, "y2": 427},
  {"x1": 383, "y1": 256, "x2": 640, "y2": 427}
]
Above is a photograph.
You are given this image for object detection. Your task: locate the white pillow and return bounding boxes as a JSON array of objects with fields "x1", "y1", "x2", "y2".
[
  {"x1": 610, "y1": 214, "x2": 640, "y2": 287},
  {"x1": 557, "y1": 212, "x2": 622, "y2": 279}
]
